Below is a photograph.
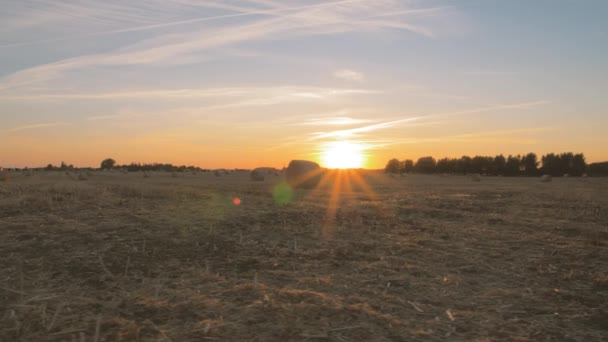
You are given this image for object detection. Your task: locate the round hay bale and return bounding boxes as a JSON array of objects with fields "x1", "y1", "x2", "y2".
[
  {"x1": 540, "y1": 174, "x2": 552, "y2": 182},
  {"x1": 78, "y1": 173, "x2": 88, "y2": 181},
  {"x1": 286, "y1": 160, "x2": 322, "y2": 189},
  {"x1": 470, "y1": 173, "x2": 481, "y2": 182},
  {"x1": 250, "y1": 169, "x2": 265, "y2": 182}
]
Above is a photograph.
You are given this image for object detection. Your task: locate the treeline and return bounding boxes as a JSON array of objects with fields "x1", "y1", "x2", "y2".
[
  {"x1": 385, "y1": 152, "x2": 591, "y2": 176},
  {"x1": 587, "y1": 162, "x2": 608, "y2": 176},
  {"x1": 36, "y1": 159, "x2": 207, "y2": 173},
  {"x1": 99, "y1": 158, "x2": 207, "y2": 172}
]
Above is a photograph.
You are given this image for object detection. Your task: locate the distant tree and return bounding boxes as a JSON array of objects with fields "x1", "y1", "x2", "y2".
[
  {"x1": 436, "y1": 158, "x2": 451, "y2": 174},
  {"x1": 493, "y1": 155, "x2": 506, "y2": 175},
  {"x1": 588, "y1": 161, "x2": 608, "y2": 176},
  {"x1": 541, "y1": 153, "x2": 560, "y2": 176},
  {"x1": 60, "y1": 161, "x2": 68, "y2": 170},
  {"x1": 402, "y1": 159, "x2": 414, "y2": 173},
  {"x1": 522, "y1": 153, "x2": 538, "y2": 176},
  {"x1": 45, "y1": 163, "x2": 55, "y2": 171},
  {"x1": 415, "y1": 156, "x2": 437, "y2": 174},
  {"x1": 571, "y1": 153, "x2": 586, "y2": 176},
  {"x1": 455, "y1": 156, "x2": 471, "y2": 174},
  {"x1": 100, "y1": 158, "x2": 116, "y2": 170},
  {"x1": 385, "y1": 158, "x2": 401, "y2": 174},
  {"x1": 504, "y1": 155, "x2": 521, "y2": 176}
]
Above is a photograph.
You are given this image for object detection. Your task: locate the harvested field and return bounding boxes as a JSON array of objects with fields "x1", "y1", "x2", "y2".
[{"x1": 1, "y1": 171, "x2": 607, "y2": 341}]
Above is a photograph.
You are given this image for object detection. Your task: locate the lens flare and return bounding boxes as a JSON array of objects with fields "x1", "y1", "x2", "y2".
[{"x1": 273, "y1": 182, "x2": 293, "y2": 205}]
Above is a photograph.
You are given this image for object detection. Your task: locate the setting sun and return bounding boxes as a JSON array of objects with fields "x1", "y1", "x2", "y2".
[{"x1": 321, "y1": 141, "x2": 366, "y2": 169}]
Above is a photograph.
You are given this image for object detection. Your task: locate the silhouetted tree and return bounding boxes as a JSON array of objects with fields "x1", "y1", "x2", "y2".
[
  {"x1": 522, "y1": 153, "x2": 538, "y2": 176},
  {"x1": 436, "y1": 158, "x2": 451, "y2": 174},
  {"x1": 415, "y1": 156, "x2": 436, "y2": 173},
  {"x1": 401, "y1": 159, "x2": 414, "y2": 173},
  {"x1": 588, "y1": 161, "x2": 608, "y2": 176},
  {"x1": 384, "y1": 152, "x2": 588, "y2": 177},
  {"x1": 100, "y1": 158, "x2": 116, "y2": 170},
  {"x1": 385, "y1": 158, "x2": 400, "y2": 174},
  {"x1": 571, "y1": 153, "x2": 586, "y2": 176},
  {"x1": 541, "y1": 153, "x2": 561, "y2": 176},
  {"x1": 504, "y1": 155, "x2": 521, "y2": 176},
  {"x1": 493, "y1": 155, "x2": 506, "y2": 175}
]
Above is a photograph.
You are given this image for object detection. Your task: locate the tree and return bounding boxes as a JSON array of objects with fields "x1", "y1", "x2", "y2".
[
  {"x1": 100, "y1": 158, "x2": 116, "y2": 170},
  {"x1": 504, "y1": 155, "x2": 521, "y2": 176},
  {"x1": 571, "y1": 153, "x2": 586, "y2": 176},
  {"x1": 385, "y1": 158, "x2": 400, "y2": 174},
  {"x1": 493, "y1": 155, "x2": 506, "y2": 175},
  {"x1": 541, "y1": 153, "x2": 560, "y2": 176},
  {"x1": 402, "y1": 159, "x2": 414, "y2": 173},
  {"x1": 415, "y1": 156, "x2": 436, "y2": 174},
  {"x1": 522, "y1": 153, "x2": 538, "y2": 176}
]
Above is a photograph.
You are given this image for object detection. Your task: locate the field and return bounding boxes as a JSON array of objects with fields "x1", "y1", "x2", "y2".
[{"x1": 1, "y1": 170, "x2": 607, "y2": 341}]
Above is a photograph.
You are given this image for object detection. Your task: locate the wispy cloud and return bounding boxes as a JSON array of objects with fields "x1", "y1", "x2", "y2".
[
  {"x1": 7, "y1": 122, "x2": 69, "y2": 132},
  {"x1": 0, "y1": 86, "x2": 378, "y2": 102},
  {"x1": 310, "y1": 116, "x2": 423, "y2": 140},
  {"x1": 333, "y1": 69, "x2": 365, "y2": 82},
  {"x1": 0, "y1": 1, "x2": 449, "y2": 90},
  {"x1": 297, "y1": 116, "x2": 375, "y2": 126},
  {"x1": 308, "y1": 100, "x2": 550, "y2": 140}
]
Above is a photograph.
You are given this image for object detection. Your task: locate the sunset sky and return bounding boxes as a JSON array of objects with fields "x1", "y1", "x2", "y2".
[{"x1": 1, "y1": 0, "x2": 607, "y2": 169}]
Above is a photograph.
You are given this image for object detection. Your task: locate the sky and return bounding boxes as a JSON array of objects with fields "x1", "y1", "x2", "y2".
[{"x1": 1, "y1": 0, "x2": 607, "y2": 169}]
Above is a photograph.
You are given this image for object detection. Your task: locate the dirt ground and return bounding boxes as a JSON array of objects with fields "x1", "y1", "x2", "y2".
[{"x1": 1, "y1": 170, "x2": 607, "y2": 341}]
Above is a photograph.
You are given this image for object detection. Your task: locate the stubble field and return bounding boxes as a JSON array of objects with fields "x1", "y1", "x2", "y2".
[{"x1": 1, "y1": 170, "x2": 607, "y2": 341}]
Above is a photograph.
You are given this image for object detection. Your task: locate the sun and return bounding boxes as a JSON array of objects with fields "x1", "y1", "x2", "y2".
[{"x1": 321, "y1": 140, "x2": 366, "y2": 169}]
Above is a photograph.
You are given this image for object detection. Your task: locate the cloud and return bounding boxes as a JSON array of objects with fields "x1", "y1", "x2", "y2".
[
  {"x1": 0, "y1": 86, "x2": 378, "y2": 103},
  {"x1": 308, "y1": 100, "x2": 550, "y2": 140},
  {"x1": 7, "y1": 122, "x2": 69, "y2": 132},
  {"x1": 333, "y1": 69, "x2": 365, "y2": 82},
  {"x1": 298, "y1": 116, "x2": 375, "y2": 126},
  {"x1": 0, "y1": 0, "x2": 448, "y2": 90}
]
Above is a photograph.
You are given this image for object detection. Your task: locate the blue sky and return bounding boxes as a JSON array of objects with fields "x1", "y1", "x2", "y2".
[{"x1": 1, "y1": 0, "x2": 607, "y2": 168}]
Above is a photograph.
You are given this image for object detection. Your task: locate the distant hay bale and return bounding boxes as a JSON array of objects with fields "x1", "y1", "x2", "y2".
[
  {"x1": 540, "y1": 174, "x2": 552, "y2": 182},
  {"x1": 470, "y1": 174, "x2": 481, "y2": 182},
  {"x1": 214, "y1": 170, "x2": 222, "y2": 177},
  {"x1": 286, "y1": 160, "x2": 322, "y2": 189},
  {"x1": 77, "y1": 173, "x2": 88, "y2": 181},
  {"x1": 250, "y1": 169, "x2": 265, "y2": 182},
  {"x1": 563, "y1": 173, "x2": 570, "y2": 178}
]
